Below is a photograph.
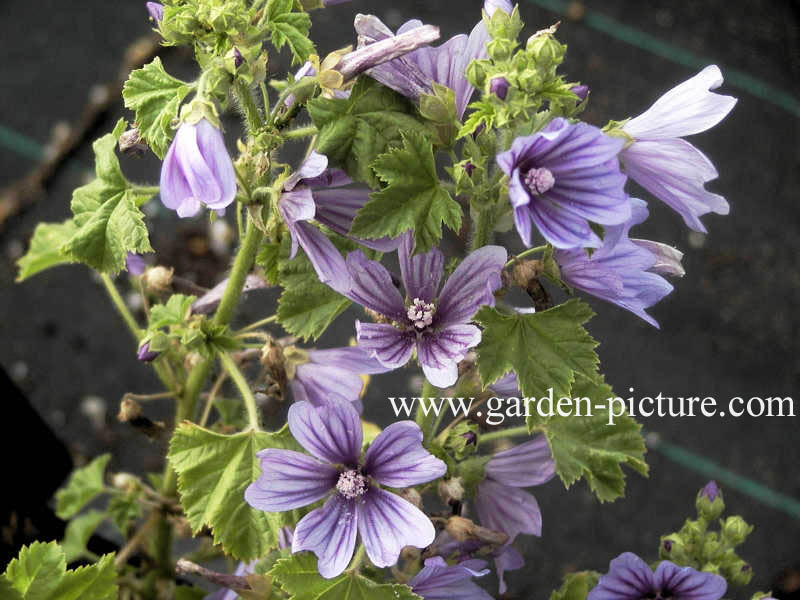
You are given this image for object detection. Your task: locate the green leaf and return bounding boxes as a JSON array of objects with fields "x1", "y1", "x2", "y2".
[
  {"x1": 474, "y1": 300, "x2": 599, "y2": 402},
  {"x1": 270, "y1": 553, "x2": 422, "y2": 600},
  {"x1": 4, "y1": 541, "x2": 65, "y2": 600},
  {"x1": 0, "y1": 578, "x2": 23, "y2": 600},
  {"x1": 168, "y1": 423, "x2": 297, "y2": 561},
  {"x1": 60, "y1": 121, "x2": 154, "y2": 274},
  {"x1": 55, "y1": 454, "x2": 111, "y2": 520},
  {"x1": 122, "y1": 57, "x2": 191, "y2": 158},
  {"x1": 549, "y1": 571, "x2": 601, "y2": 600},
  {"x1": 61, "y1": 510, "x2": 106, "y2": 563},
  {"x1": 458, "y1": 99, "x2": 496, "y2": 138},
  {"x1": 16, "y1": 220, "x2": 78, "y2": 282},
  {"x1": 350, "y1": 131, "x2": 462, "y2": 254},
  {"x1": 266, "y1": 0, "x2": 314, "y2": 64},
  {"x1": 149, "y1": 294, "x2": 197, "y2": 329},
  {"x1": 537, "y1": 374, "x2": 648, "y2": 502},
  {"x1": 50, "y1": 554, "x2": 117, "y2": 600},
  {"x1": 307, "y1": 77, "x2": 431, "y2": 187},
  {"x1": 107, "y1": 493, "x2": 143, "y2": 535}
]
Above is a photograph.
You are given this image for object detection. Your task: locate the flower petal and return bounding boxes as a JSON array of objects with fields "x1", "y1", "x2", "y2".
[
  {"x1": 436, "y1": 246, "x2": 507, "y2": 326},
  {"x1": 244, "y1": 449, "x2": 337, "y2": 511},
  {"x1": 284, "y1": 151, "x2": 328, "y2": 191},
  {"x1": 410, "y1": 556, "x2": 493, "y2": 600},
  {"x1": 355, "y1": 321, "x2": 415, "y2": 369},
  {"x1": 654, "y1": 561, "x2": 727, "y2": 600},
  {"x1": 399, "y1": 232, "x2": 444, "y2": 303},
  {"x1": 364, "y1": 421, "x2": 447, "y2": 487},
  {"x1": 494, "y1": 545, "x2": 524, "y2": 596},
  {"x1": 417, "y1": 324, "x2": 481, "y2": 387},
  {"x1": 279, "y1": 188, "x2": 316, "y2": 259},
  {"x1": 344, "y1": 250, "x2": 406, "y2": 320},
  {"x1": 486, "y1": 436, "x2": 556, "y2": 487},
  {"x1": 588, "y1": 552, "x2": 657, "y2": 600},
  {"x1": 292, "y1": 495, "x2": 358, "y2": 579},
  {"x1": 475, "y1": 480, "x2": 542, "y2": 542},
  {"x1": 288, "y1": 400, "x2": 362, "y2": 466},
  {"x1": 291, "y1": 364, "x2": 365, "y2": 407},
  {"x1": 193, "y1": 118, "x2": 236, "y2": 209},
  {"x1": 357, "y1": 487, "x2": 436, "y2": 568},
  {"x1": 293, "y1": 221, "x2": 352, "y2": 294}
]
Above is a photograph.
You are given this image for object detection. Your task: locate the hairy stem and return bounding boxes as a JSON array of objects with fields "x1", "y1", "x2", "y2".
[
  {"x1": 234, "y1": 79, "x2": 263, "y2": 134},
  {"x1": 505, "y1": 245, "x2": 548, "y2": 268},
  {"x1": 283, "y1": 125, "x2": 318, "y2": 140},
  {"x1": 471, "y1": 206, "x2": 494, "y2": 250},
  {"x1": 415, "y1": 379, "x2": 439, "y2": 445},
  {"x1": 219, "y1": 351, "x2": 260, "y2": 431},
  {"x1": 478, "y1": 424, "x2": 530, "y2": 445}
]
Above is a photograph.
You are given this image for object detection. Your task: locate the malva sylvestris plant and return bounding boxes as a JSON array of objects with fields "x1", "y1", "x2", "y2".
[{"x1": 9, "y1": 0, "x2": 765, "y2": 599}]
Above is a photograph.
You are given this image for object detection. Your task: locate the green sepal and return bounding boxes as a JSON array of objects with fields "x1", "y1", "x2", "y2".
[{"x1": 549, "y1": 570, "x2": 601, "y2": 600}]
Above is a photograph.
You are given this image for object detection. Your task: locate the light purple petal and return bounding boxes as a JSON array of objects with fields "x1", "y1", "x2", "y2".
[
  {"x1": 494, "y1": 545, "x2": 524, "y2": 595},
  {"x1": 244, "y1": 449, "x2": 337, "y2": 511},
  {"x1": 344, "y1": 250, "x2": 406, "y2": 319},
  {"x1": 293, "y1": 221, "x2": 352, "y2": 294},
  {"x1": 484, "y1": 0, "x2": 513, "y2": 16},
  {"x1": 193, "y1": 118, "x2": 237, "y2": 209},
  {"x1": 399, "y1": 232, "x2": 444, "y2": 303},
  {"x1": 279, "y1": 188, "x2": 316, "y2": 258},
  {"x1": 125, "y1": 252, "x2": 146, "y2": 275},
  {"x1": 621, "y1": 138, "x2": 728, "y2": 233},
  {"x1": 410, "y1": 556, "x2": 492, "y2": 600},
  {"x1": 654, "y1": 561, "x2": 727, "y2": 600},
  {"x1": 486, "y1": 436, "x2": 556, "y2": 487},
  {"x1": 312, "y1": 187, "x2": 402, "y2": 252},
  {"x1": 288, "y1": 400, "x2": 362, "y2": 466},
  {"x1": 633, "y1": 239, "x2": 685, "y2": 277},
  {"x1": 588, "y1": 552, "x2": 656, "y2": 600},
  {"x1": 292, "y1": 494, "x2": 358, "y2": 579},
  {"x1": 284, "y1": 151, "x2": 329, "y2": 191},
  {"x1": 192, "y1": 274, "x2": 267, "y2": 314},
  {"x1": 475, "y1": 480, "x2": 542, "y2": 542},
  {"x1": 364, "y1": 421, "x2": 447, "y2": 486},
  {"x1": 417, "y1": 324, "x2": 481, "y2": 388},
  {"x1": 308, "y1": 346, "x2": 394, "y2": 374},
  {"x1": 292, "y1": 364, "x2": 366, "y2": 407},
  {"x1": 357, "y1": 487, "x2": 436, "y2": 568},
  {"x1": 623, "y1": 65, "x2": 736, "y2": 140},
  {"x1": 355, "y1": 321, "x2": 415, "y2": 369},
  {"x1": 436, "y1": 246, "x2": 507, "y2": 326},
  {"x1": 489, "y1": 372, "x2": 520, "y2": 397}
]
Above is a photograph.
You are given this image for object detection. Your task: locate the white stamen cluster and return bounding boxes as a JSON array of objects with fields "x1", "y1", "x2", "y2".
[
  {"x1": 524, "y1": 166, "x2": 556, "y2": 195},
  {"x1": 336, "y1": 469, "x2": 368, "y2": 499},
  {"x1": 407, "y1": 297, "x2": 435, "y2": 329}
]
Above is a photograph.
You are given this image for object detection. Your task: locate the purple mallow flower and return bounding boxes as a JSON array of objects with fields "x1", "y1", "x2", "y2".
[
  {"x1": 496, "y1": 117, "x2": 630, "y2": 249},
  {"x1": 160, "y1": 118, "x2": 236, "y2": 218},
  {"x1": 554, "y1": 198, "x2": 677, "y2": 327},
  {"x1": 125, "y1": 252, "x2": 146, "y2": 275},
  {"x1": 245, "y1": 400, "x2": 446, "y2": 578},
  {"x1": 289, "y1": 346, "x2": 392, "y2": 412},
  {"x1": 354, "y1": 2, "x2": 499, "y2": 119},
  {"x1": 409, "y1": 556, "x2": 492, "y2": 600},
  {"x1": 475, "y1": 436, "x2": 555, "y2": 547},
  {"x1": 279, "y1": 152, "x2": 401, "y2": 294},
  {"x1": 345, "y1": 233, "x2": 506, "y2": 388},
  {"x1": 434, "y1": 530, "x2": 523, "y2": 595},
  {"x1": 588, "y1": 552, "x2": 727, "y2": 600},
  {"x1": 145, "y1": 2, "x2": 163, "y2": 22},
  {"x1": 620, "y1": 65, "x2": 736, "y2": 233}
]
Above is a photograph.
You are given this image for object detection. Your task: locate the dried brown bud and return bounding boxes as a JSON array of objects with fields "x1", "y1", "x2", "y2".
[
  {"x1": 437, "y1": 478, "x2": 464, "y2": 504},
  {"x1": 118, "y1": 127, "x2": 149, "y2": 157},
  {"x1": 445, "y1": 515, "x2": 508, "y2": 546},
  {"x1": 143, "y1": 265, "x2": 174, "y2": 294},
  {"x1": 118, "y1": 397, "x2": 143, "y2": 422},
  {"x1": 400, "y1": 487, "x2": 423, "y2": 508}
]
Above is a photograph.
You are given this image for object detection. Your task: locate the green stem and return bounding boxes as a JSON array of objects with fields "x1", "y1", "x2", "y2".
[
  {"x1": 415, "y1": 379, "x2": 439, "y2": 444},
  {"x1": 219, "y1": 352, "x2": 260, "y2": 431},
  {"x1": 212, "y1": 218, "x2": 265, "y2": 327},
  {"x1": 471, "y1": 207, "x2": 493, "y2": 250},
  {"x1": 505, "y1": 245, "x2": 548, "y2": 268},
  {"x1": 283, "y1": 125, "x2": 318, "y2": 140},
  {"x1": 478, "y1": 424, "x2": 530, "y2": 445},
  {"x1": 132, "y1": 184, "x2": 161, "y2": 196},
  {"x1": 239, "y1": 314, "x2": 278, "y2": 333},
  {"x1": 348, "y1": 544, "x2": 367, "y2": 573},
  {"x1": 234, "y1": 79, "x2": 263, "y2": 134},
  {"x1": 100, "y1": 274, "x2": 141, "y2": 337}
]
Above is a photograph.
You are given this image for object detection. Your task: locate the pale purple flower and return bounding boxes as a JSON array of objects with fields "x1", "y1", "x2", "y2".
[
  {"x1": 160, "y1": 118, "x2": 236, "y2": 218},
  {"x1": 588, "y1": 552, "x2": 727, "y2": 600},
  {"x1": 409, "y1": 556, "x2": 492, "y2": 600},
  {"x1": 474, "y1": 436, "x2": 555, "y2": 546},
  {"x1": 497, "y1": 117, "x2": 630, "y2": 249},
  {"x1": 553, "y1": 198, "x2": 676, "y2": 327},
  {"x1": 245, "y1": 400, "x2": 446, "y2": 578},
  {"x1": 434, "y1": 530, "x2": 523, "y2": 595},
  {"x1": 137, "y1": 341, "x2": 159, "y2": 362},
  {"x1": 354, "y1": 8, "x2": 491, "y2": 119},
  {"x1": 125, "y1": 252, "x2": 146, "y2": 275},
  {"x1": 145, "y1": 2, "x2": 163, "y2": 22},
  {"x1": 191, "y1": 274, "x2": 267, "y2": 314},
  {"x1": 346, "y1": 233, "x2": 506, "y2": 387},
  {"x1": 620, "y1": 65, "x2": 736, "y2": 232},
  {"x1": 279, "y1": 152, "x2": 401, "y2": 294},
  {"x1": 289, "y1": 346, "x2": 393, "y2": 411}
]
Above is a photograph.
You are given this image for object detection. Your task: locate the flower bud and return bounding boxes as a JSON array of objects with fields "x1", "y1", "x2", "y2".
[
  {"x1": 463, "y1": 161, "x2": 476, "y2": 177},
  {"x1": 233, "y1": 48, "x2": 244, "y2": 69},
  {"x1": 137, "y1": 341, "x2": 160, "y2": 362},
  {"x1": 487, "y1": 38, "x2": 513, "y2": 62},
  {"x1": 112, "y1": 472, "x2": 139, "y2": 490},
  {"x1": 400, "y1": 487, "x2": 422, "y2": 508},
  {"x1": 489, "y1": 76, "x2": 510, "y2": 100},
  {"x1": 570, "y1": 84, "x2": 589, "y2": 103},
  {"x1": 729, "y1": 561, "x2": 754, "y2": 586},
  {"x1": 696, "y1": 480, "x2": 725, "y2": 520},
  {"x1": 118, "y1": 128, "x2": 148, "y2": 157},
  {"x1": 438, "y1": 477, "x2": 465, "y2": 504},
  {"x1": 125, "y1": 252, "x2": 146, "y2": 275},
  {"x1": 145, "y1": 2, "x2": 163, "y2": 22},
  {"x1": 721, "y1": 516, "x2": 753, "y2": 545},
  {"x1": 143, "y1": 265, "x2": 174, "y2": 294},
  {"x1": 658, "y1": 535, "x2": 688, "y2": 562}
]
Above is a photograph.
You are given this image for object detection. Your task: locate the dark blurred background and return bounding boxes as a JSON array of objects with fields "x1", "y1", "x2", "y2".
[{"x1": 1, "y1": 0, "x2": 798, "y2": 598}]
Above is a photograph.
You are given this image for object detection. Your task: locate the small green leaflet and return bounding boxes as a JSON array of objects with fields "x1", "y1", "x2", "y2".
[
  {"x1": 3, "y1": 542, "x2": 117, "y2": 600},
  {"x1": 122, "y1": 57, "x2": 192, "y2": 158},
  {"x1": 16, "y1": 220, "x2": 78, "y2": 282},
  {"x1": 266, "y1": 0, "x2": 314, "y2": 64},
  {"x1": 350, "y1": 131, "x2": 462, "y2": 254},
  {"x1": 60, "y1": 510, "x2": 106, "y2": 563},
  {"x1": 458, "y1": 99, "x2": 496, "y2": 138},
  {"x1": 269, "y1": 553, "x2": 422, "y2": 600},
  {"x1": 534, "y1": 375, "x2": 648, "y2": 502},
  {"x1": 474, "y1": 300, "x2": 599, "y2": 402},
  {"x1": 307, "y1": 77, "x2": 431, "y2": 187},
  {"x1": 148, "y1": 294, "x2": 197, "y2": 329},
  {"x1": 54, "y1": 454, "x2": 111, "y2": 520},
  {"x1": 60, "y1": 120, "x2": 155, "y2": 274},
  {"x1": 549, "y1": 570, "x2": 601, "y2": 600},
  {"x1": 168, "y1": 423, "x2": 297, "y2": 561}
]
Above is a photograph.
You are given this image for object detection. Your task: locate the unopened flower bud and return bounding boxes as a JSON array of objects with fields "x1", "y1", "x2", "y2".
[
  {"x1": 729, "y1": 561, "x2": 754, "y2": 586},
  {"x1": 143, "y1": 265, "x2": 174, "y2": 294},
  {"x1": 462, "y1": 161, "x2": 476, "y2": 177},
  {"x1": 490, "y1": 76, "x2": 510, "y2": 100},
  {"x1": 721, "y1": 516, "x2": 753, "y2": 545},
  {"x1": 233, "y1": 48, "x2": 244, "y2": 69},
  {"x1": 119, "y1": 128, "x2": 148, "y2": 157},
  {"x1": 445, "y1": 515, "x2": 508, "y2": 546},
  {"x1": 137, "y1": 341, "x2": 160, "y2": 362},
  {"x1": 112, "y1": 472, "x2": 139, "y2": 490},
  {"x1": 570, "y1": 84, "x2": 589, "y2": 103},
  {"x1": 696, "y1": 480, "x2": 725, "y2": 520},
  {"x1": 438, "y1": 478, "x2": 465, "y2": 504},
  {"x1": 145, "y1": 2, "x2": 163, "y2": 22},
  {"x1": 118, "y1": 397, "x2": 143, "y2": 422}
]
